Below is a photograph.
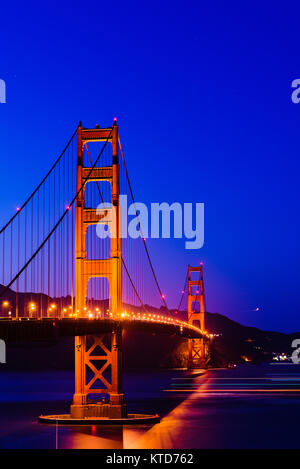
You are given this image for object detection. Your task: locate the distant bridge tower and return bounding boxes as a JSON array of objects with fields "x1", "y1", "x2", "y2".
[
  {"x1": 71, "y1": 120, "x2": 126, "y2": 419},
  {"x1": 187, "y1": 264, "x2": 209, "y2": 368}
]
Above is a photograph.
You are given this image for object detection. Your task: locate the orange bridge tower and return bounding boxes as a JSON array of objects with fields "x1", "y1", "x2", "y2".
[
  {"x1": 71, "y1": 120, "x2": 126, "y2": 419},
  {"x1": 187, "y1": 264, "x2": 209, "y2": 368}
]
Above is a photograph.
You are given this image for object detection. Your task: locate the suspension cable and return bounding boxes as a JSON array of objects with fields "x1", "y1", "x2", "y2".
[
  {"x1": 0, "y1": 127, "x2": 113, "y2": 298},
  {"x1": 118, "y1": 136, "x2": 170, "y2": 313},
  {"x1": 85, "y1": 142, "x2": 147, "y2": 314},
  {"x1": 0, "y1": 126, "x2": 78, "y2": 235},
  {"x1": 121, "y1": 257, "x2": 148, "y2": 313},
  {"x1": 177, "y1": 270, "x2": 188, "y2": 312}
]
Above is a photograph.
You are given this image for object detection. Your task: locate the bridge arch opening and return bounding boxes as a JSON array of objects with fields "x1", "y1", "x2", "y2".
[
  {"x1": 191, "y1": 300, "x2": 200, "y2": 312},
  {"x1": 86, "y1": 277, "x2": 111, "y2": 317},
  {"x1": 83, "y1": 140, "x2": 112, "y2": 168},
  {"x1": 86, "y1": 224, "x2": 111, "y2": 261},
  {"x1": 84, "y1": 180, "x2": 112, "y2": 208}
]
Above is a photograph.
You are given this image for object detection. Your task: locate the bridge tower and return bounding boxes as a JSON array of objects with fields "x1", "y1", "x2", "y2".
[
  {"x1": 187, "y1": 264, "x2": 209, "y2": 368},
  {"x1": 71, "y1": 120, "x2": 126, "y2": 419}
]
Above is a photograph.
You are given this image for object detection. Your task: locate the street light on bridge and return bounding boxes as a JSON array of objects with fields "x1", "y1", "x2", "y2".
[
  {"x1": 2, "y1": 300, "x2": 11, "y2": 318},
  {"x1": 28, "y1": 302, "x2": 36, "y2": 318}
]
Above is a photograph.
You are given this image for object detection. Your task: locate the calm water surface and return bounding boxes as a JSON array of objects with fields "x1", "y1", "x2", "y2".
[{"x1": 0, "y1": 364, "x2": 299, "y2": 449}]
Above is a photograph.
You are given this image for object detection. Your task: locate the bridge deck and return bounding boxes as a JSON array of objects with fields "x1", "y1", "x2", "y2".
[{"x1": 0, "y1": 317, "x2": 206, "y2": 343}]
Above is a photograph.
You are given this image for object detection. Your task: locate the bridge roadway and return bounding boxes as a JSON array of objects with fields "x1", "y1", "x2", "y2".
[{"x1": 0, "y1": 313, "x2": 207, "y2": 343}]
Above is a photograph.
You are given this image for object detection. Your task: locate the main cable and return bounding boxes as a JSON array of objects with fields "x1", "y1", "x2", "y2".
[{"x1": 0, "y1": 126, "x2": 78, "y2": 235}]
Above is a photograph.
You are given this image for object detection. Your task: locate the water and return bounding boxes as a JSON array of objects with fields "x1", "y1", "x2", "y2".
[{"x1": 0, "y1": 364, "x2": 299, "y2": 448}]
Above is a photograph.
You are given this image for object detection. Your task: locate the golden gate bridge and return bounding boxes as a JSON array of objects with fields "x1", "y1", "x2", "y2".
[{"x1": 0, "y1": 120, "x2": 209, "y2": 423}]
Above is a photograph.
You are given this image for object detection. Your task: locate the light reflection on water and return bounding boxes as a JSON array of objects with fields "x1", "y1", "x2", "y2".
[{"x1": 0, "y1": 364, "x2": 299, "y2": 449}]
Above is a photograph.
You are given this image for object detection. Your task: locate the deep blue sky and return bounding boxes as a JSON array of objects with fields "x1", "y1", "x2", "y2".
[{"x1": 1, "y1": 1, "x2": 300, "y2": 332}]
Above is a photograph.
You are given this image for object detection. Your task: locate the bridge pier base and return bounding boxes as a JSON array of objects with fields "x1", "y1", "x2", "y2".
[
  {"x1": 188, "y1": 337, "x2": 209, "y2": 369},
  {"x1": 70, "y1": 401, "x2": 127, "y2": 419},
  {"x1": 39, "y1": 329, "x2": 159, "y2": 424},
  {"x1": 70, "y1": 330, "x2": 128, "y2": 419}
]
